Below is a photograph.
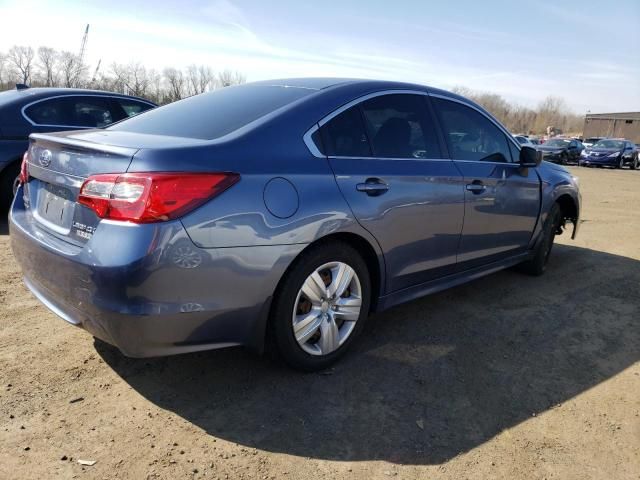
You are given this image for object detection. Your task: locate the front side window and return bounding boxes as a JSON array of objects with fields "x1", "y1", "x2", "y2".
[
  {"x1": 359, "y1": 94, "x2": 440, "y2": 159},
  {"x1": 319, "y1": 106, "x2": 371, "y2": 157},
  {"x1": 115, "y1": 99, "x2": 154, "y2": 118},
  {"x1": 433, "y1": 98, "x2": 512, "y2": 162}
]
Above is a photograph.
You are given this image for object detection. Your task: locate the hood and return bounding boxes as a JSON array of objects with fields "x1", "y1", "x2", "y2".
[{"x1": 587, "y1": 147, "x2": 621, "y2": 154}]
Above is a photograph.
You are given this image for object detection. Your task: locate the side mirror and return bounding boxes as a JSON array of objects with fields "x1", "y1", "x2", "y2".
[{"x1": 519, "y1": 145, "x2": 541, "y2": 167}]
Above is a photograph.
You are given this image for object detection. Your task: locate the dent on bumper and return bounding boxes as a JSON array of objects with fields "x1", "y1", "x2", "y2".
[{"x1": 10, "y1": 199, "x2": 305, "y2": 357}]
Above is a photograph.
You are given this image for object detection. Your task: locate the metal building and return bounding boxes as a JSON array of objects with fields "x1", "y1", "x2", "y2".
[{"x1": 582, "y1": 112, "x2": 640, "y2": 143}]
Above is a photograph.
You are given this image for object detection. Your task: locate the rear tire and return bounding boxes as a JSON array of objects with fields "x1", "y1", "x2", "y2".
[
  {"x1": 0, "y1": 162, "x2": 20, "y2": 217},
  {"x1": 518, "y1": 203, "x2": 562, "y2": 276},
  {"x1": 270, "y1": 242, "x2": 371, "y2": 372}
]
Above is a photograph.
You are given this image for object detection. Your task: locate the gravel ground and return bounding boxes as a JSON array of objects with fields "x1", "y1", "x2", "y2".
[{"x1": 1, "y1": 166, "x2": 639, "y2": 480}]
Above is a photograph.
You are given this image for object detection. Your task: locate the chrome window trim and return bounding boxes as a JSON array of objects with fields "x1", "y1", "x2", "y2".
[
  {"x1": 327, "y1": 155, "x2": 450, "y2": 162},
  {"x1": 21, "y1": 94, "x2": 156, "y2": 128},
  {"x1": 302, "y1": 88, "x2": 521, "y2": 162},
  {"x1": 303, "y1": 123, "x2": 323, "y2": 158}
]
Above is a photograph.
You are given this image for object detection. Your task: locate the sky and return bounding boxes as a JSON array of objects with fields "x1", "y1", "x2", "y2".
[{"x1": 0, "y1": 0, "x2": 638, "y2": 113}]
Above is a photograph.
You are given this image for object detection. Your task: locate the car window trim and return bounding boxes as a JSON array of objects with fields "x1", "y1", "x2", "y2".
[
  {"x1": 21, "y1": 94, "x2": 156, "y2": 128},
  {"x1": 303, "y1": 89, "x2": 520, "y2": 162}
]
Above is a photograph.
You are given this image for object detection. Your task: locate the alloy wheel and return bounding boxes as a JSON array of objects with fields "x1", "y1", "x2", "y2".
[{"x1": 292, "y1": 261, "x2": 362, "y2": 356}]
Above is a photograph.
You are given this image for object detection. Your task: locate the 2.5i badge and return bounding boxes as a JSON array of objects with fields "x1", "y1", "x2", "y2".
[{"x1": 73, "y1": 221, "x2": 95, "y2": 240}]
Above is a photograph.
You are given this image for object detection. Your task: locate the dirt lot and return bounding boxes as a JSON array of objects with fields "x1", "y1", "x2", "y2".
[{"x1": 1, "y1": 166, "x2": 639, "y2": 480}]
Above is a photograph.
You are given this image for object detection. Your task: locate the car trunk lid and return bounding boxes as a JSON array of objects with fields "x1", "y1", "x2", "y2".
[{"x1": 24, "y1": 133, "x2": 138, "y2": 245}]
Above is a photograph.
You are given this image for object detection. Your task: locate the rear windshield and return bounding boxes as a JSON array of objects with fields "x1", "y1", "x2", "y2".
[{"x1": 108, "y1": 84, "x2": 312, "y2": 140}]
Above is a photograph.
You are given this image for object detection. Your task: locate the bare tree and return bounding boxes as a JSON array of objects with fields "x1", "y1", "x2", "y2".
[
  {"x1": 58, "y1": 51, "x2": 81, "y2": 88},
  {"x1": 37, "y1": 47, "x2": 58, "y2": 86},
  {"x1": 216, "y1": 69, "x2": 246, "y2": 88},
  {"x1": 163, "y1": 67, "x2": 185, "y2": 102},
  {"x1": 186, "y1": 64, "x2": 214, "y2": 96},
  {"x1": 7, "y1": 46, "x2": 35, "y2": 84},
  {"x1": 0, "y1": 52, "x2": 8, "y2": 88}
]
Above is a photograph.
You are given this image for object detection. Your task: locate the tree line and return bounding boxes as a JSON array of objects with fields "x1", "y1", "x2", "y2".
[
  {"x1": 0, "y1": 45, "x2": 246, "y2": 105},
  {"x1": 0, "y1": 44, "x2": 584, "y2": 134},
  {"x1": 452, "y1": 87, "x2": 584, "y2": 136}
]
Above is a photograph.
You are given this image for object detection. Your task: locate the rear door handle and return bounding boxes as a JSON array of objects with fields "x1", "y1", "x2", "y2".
[
  {"x1": 356, "y1": 179, "x2": 389, "y2": 196},
  {"x1": 465, "y1": 182, "x2": 486, "y2": 194}
]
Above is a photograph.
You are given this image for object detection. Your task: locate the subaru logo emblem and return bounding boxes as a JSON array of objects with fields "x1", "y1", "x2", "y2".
[{"x1": 39, "y1": 149, "x2": 52, "y2": 167}]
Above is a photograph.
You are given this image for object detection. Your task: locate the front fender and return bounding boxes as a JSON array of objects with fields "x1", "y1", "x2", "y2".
[{"x1": 535, "y1": 162, "x2": 581, "y2": 243}]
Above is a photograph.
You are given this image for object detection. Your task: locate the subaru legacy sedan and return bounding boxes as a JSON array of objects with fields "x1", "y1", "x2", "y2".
[{"x1": 10, "y1": 79, "x2": 581, "y2": 371}]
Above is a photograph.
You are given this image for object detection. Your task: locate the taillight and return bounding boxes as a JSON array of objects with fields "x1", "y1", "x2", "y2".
[
  {"x1": 18, "y1": 151, "x2": 29, "y2": 184},
  {"x1": 78, "y1": 172, "x2": 239, "y2": 223}
]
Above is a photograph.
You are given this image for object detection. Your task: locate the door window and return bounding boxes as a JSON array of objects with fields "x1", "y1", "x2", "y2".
[
  {"x1": 433, "y1": 98, "x2": 512, "y2": 162},
  {"x1": 114, "y1": 98, "x2": 154, "y2": 118},
  {"x1": 360, "y1": 94, "x2": 440, "y2": 159}
]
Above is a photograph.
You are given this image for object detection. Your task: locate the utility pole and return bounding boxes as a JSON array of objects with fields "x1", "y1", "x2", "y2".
[{"x1": 75, "y1": 24, "x2": 89, "y2": 87}]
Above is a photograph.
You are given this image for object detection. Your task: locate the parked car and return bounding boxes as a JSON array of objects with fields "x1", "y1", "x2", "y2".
[
  {"x1": 514, "y1": 135, "x2": 535, "y2": 147},
  {"x1": 582, "y1": 137, "x2": 604, "y2": 149},
  {"x1": 580, "y1": 139, "x2": 639, "y2": 169},
  {"x1": 0, "y1": 85, "x2": 156, "y2": 213},
  {"x1": 537, "y1": 137, "x2": 584, "y2": 164},
  {"x1": 9, "y1": 78, "x2": 581, "y2": 371}
]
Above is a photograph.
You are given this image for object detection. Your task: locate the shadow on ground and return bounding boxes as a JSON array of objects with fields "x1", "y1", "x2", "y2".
[{"x1": 94, "y1": 244, "x2": 638, "y2": 465}]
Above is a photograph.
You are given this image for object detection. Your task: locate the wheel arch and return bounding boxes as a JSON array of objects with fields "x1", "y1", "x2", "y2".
[{"x1": 253, "y1": 231, "x2": 385, "y2": 355}]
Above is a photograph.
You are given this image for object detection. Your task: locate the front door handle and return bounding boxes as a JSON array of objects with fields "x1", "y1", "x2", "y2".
[
  {"x1": 465, "y1": 181, "x2": 486, "y2": 194},
  {"x1": 356, "y1": 178, "x2": 389, "y2": 196}
]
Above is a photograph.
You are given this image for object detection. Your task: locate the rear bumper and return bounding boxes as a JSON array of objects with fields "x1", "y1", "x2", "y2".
[{"x1": 10, "y1": 189, "x2": 304, "y2": 357}]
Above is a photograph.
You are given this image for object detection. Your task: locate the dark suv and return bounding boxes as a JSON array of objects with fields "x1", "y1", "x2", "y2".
[{"x1": 0, "y1": 86, "x2": 156, "y2": 212}]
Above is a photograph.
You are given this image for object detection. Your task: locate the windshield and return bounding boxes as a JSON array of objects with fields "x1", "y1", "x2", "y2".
[
  {"x1": 544, "y1": 139, "x2": 570, "y2": 147},
  {"x1": 584, "y1": 137, "x2": 601, "y2": 143},
  {"x1": 593, "y1": 140, "x2": 624, "y2": 149},
  {"x1": 108, "y1": 84, "x2": 314, "y2": 140}
]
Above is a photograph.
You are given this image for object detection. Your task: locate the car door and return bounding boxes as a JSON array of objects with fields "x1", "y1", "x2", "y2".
[
  {"x1": 431, "y1": 96, "x2": 541, "y2": 270},
  {"x1": 319, "y1": 93, "x2": 465, "y2": 292},
  {"x1": 567, "y1": 139, "x2": 580, "y2": 160}
]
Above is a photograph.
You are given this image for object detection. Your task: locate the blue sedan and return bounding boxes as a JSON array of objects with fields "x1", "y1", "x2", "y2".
[{"x1": 9, "y1": 79, "x2": 581, "y2": 371}]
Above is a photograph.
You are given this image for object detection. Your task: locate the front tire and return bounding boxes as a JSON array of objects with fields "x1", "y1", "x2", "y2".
[
  {"x1": 270, "y1": 242, "x2": 371, "y2": 371},
  {"x1": 560, "y1": 153, "x2": 568, "y2": 165},
  {"x1": 518, "y1": 203, "x2": 562, "y2": 276},
  {"x1": 632, "y1": 155, "x2": 639, "y2": 170}
]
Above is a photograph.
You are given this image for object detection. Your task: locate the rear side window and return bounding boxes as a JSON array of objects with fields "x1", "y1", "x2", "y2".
[
  {"x1": 109, "y1": 85, "x2": 312, "y2": 140},
  {"x1": 320, "y1": 106, "x2": 371, "y2": 157},
  {"x1": 360, "y1": 94, "x2": 440, "y2": 159},
  {"x1": 25, "y1": 96, "x2": 116, "y2": 127},
  {"x1": 434, "y1": 98, "x2": 512, "y2": 163}
]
